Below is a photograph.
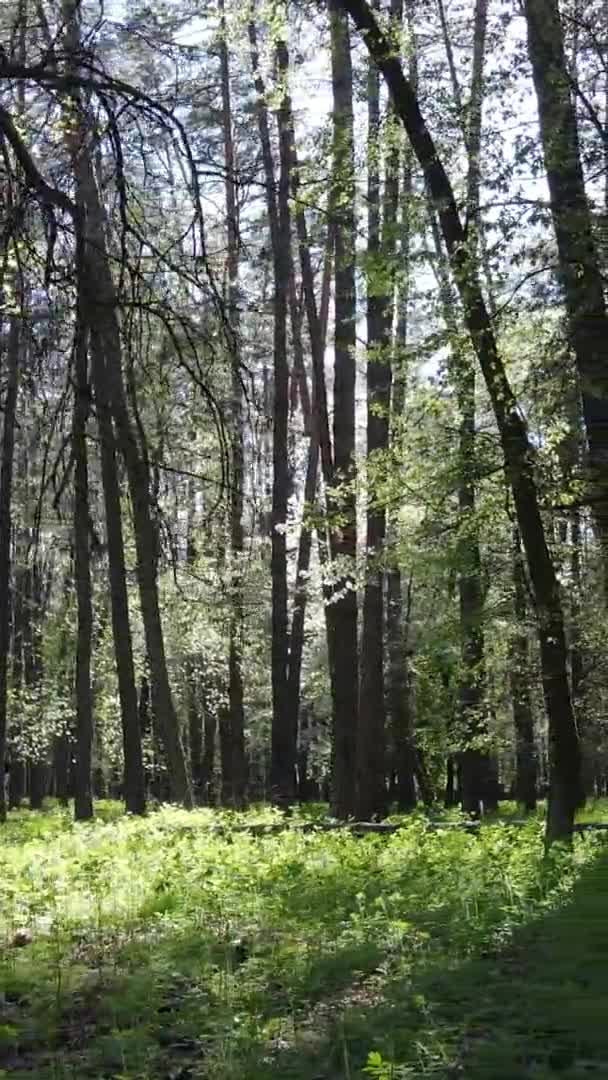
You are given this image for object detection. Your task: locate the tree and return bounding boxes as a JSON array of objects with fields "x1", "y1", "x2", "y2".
[
  {"x1": 340, "y1": 0, "x2": 581, "y2": 843},
  {"x1": 524, "y1": 0, "x2": 608, "y2": 596},
  {"x1": 329, "y1": 0, "x2": 359, "y2": 819},
  {"x1": 218, "y1": 0, "x2": 248, "y2": 808}
]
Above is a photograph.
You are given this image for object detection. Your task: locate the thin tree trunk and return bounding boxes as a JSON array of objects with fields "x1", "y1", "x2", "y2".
[
  {"x1": 329, "y1": 0, "x2": 358, "y2": 819},
  {"x1": 53, "y1": 735, "x2": 70, "y2": 807},
  {"x1": 388, "y1": 571, "x2": 417, "y2": 809},
  {"x1": 270, "y1": 21, "x2": 294, "y2": 802},
  {"x1": 249, "y1": 6, "x2": 294, "y2": 801},
  {"x1": 285, "y1": 244, "x2": 333, "y2": 773},
  {"x1": 89, "y1": 330, "x2": 146, "y2": 815},
  {"x1": 358, "y1": 34, "x2": 388, "y2": 819},
  {"x1": 510, "y1": 527, "x2": 537, "y2": 812},
  {"x1": 0, "y1": 317, "x2": 20, "y2": 823},
  {"x1": 72, "y1": 307, "x2": 94, "y2": 821},
  {"x1": 201, "y1": 703, "x2": 217, "y2": 805},
  {"x1": 524, "y1": 0, "x2": 608, "y2": 596},
  {"x1": 341, "y1": 0, "x2": 581, "y2": 844},
  {"x1": 24, "y1": 563, "x2": 49, "y2": 811},
  {"x1": 187, "y1": 656, "x2": 204, "y2": 803},
  {"x1": 8, "y1": 561, "x2": 26, "y2": 808},
  {"x1": 386, "y1": 1, "x2": 417, "y2": 812},
  {"x1": 250, "y1": 8, "x2": 336, "y2": 801},
  {"x1": 436, "y1": 0, "x2": 494, "y2": 815},
  {"x1": 219, "y1": 0, "x2": 247, "y2": 807}
]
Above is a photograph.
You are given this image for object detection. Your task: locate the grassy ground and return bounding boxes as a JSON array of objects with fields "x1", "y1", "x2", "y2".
[{"x1": 0, "y1": 802, "x2": 607, "y2": 1079}]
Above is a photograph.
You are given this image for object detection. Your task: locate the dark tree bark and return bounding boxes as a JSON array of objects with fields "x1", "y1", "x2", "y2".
[
  {"x1": 263, "y1": 17, "x2": 294, "y2": 803},
  {"x1": 357, "y1": 32, "x2": 388, "y2": 819},
  {"x1": 510, "y1": 528, "x2": 537, "y2": 812},
  {"x1": 436, "y1": 0, "x2": 495, "y2": 815},
  {"x1": 60, "y1": 0, "x2": 189, "y2": 806},
  {"x1": 58, "y1": 0, "x2": 147, "y2": 818},
  {"x1": 219, "y1": 0, "x2": 247, "y2": 807},
  {"x1": 24, "y1": 563, "x2": 50, "y2": 811},
  {"x1": 78, "y1": 181, "x2": 189, "y2": 805},
  {"x1": 72, "y1": 309, "x2": 94, "y2": 821},
  {"x1": 329, "y1": 0, "x2": 358, "y2": 819},
  {"x1": 53, "y1": 735, "x2": 71, "y2": 807},
  {"x1": 8, "y1": 559, "x2": 27, "y2": 809},
  {"x1": 340, "y1": 0, "x2": 581, "y2": 844},
  {"x1": 201, "y1": 702, "x2": 217, "y2": 806},
  {"x1": 55, "y1": 4, "x2": 189, "y2": 806},
  {"x1": 388, "y1": 573, "x2": 418, "y2": 811},
  {"x1": 386, "y1": 2, "x2": 417, "y2": 812},
  {"x1": 524, "y1": 0, "x2": 608, "y2": 595},
  {"x1": 256, "y1": 23, "x2": 336, "y2": 799},
  {"x1": 187, "y1": 657, "x2": 204, "y2": 803},
  {"x1": 0, "y1": 317, "x2": 21, "y2": 823},
  {"x1": 570, "y1": 508, "x2": 584, "y2": 712},
  {"x1": 89, "y1": 330, "x2": 146, "y2": 816},
  {"x1": 286, "y1": 245, "x2": 334, "y2": 788}
]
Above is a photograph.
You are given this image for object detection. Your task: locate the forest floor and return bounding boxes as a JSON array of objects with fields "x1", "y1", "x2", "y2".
[{"x1": 1, "y1": 802, "x2": 608, "y2": 1079}]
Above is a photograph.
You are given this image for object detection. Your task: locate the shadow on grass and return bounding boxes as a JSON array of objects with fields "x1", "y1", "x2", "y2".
[
  {"x1": 263, "y1": 848, "x2": 608, "y2": 1080},
  {"x1": 4, "y1": 843, "x2": 608, "y2": 1079}
]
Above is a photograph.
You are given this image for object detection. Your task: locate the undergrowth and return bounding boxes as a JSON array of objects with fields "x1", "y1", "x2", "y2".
[{"x1": 0, "y1": 803, "x2": 604, "y2": 1079}]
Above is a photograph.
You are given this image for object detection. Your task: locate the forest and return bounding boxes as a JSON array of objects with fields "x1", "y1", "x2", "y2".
[{"x1": 1, "y1": 0, "x2": 608, "y2": 1075}]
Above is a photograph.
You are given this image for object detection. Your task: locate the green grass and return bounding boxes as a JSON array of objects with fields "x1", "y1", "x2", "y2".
[{"x1": 1, "y1": 803, "x2": 608, "y2": 1078}]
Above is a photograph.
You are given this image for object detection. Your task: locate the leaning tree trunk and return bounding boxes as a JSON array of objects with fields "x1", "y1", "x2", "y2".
[
  {"x1": 329, "y1": 0, "x2": 359, "y2": 819},
  {"x1": 524, "y1": 0, "x2": 608, "y2": 597},
  {"x1": 341, "y1": 0, "x2": 580, "y2": 844},
  {"x1": 89, "y1": 329, "x2": 146, "y2": 815},
  {"x1": 0, "y1": 317, "x2": 20, "y2": 823}
]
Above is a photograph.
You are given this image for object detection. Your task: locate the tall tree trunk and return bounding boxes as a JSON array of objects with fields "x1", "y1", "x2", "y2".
[
  {"x1": 219, "y1": 0, "x2": 247, "y2": 807},
  {"x1": 524, "y1": 0, "x2": 608, "y2": 596},
  {"x1": 358, "y1": 12, "x2": 396, "y2": 817},
  {"x1": 341, "y1": 0, "x2": 581, "y2": 844},
  {"x1": 0, "y1": 317, "x2": 20, "y2": 823},
  {"x1": 510, "y1": 527, "x2": 537, "y2": 811},
  {"x1": 436, "y1": 0, "x2": 494, "y2": 815},
  {"x1": 250, "y1": 8, "x2": 335, "y2": 801},
  {"x1": 56, "y1": 8, "x2": 144, "y2": 815},
  {"x1": 249, "y1": 6, "x2": 294, "y2": 801},
  {"x1": 72, "y1": 308, "x2": 94, "y2": 821},
  {"x1": 386, "y1": 1, "x2": 417, "y2": 812},
  {"x1": 329, "y1": 0, "x2": 358, "y2": 819},
  {"x1": 270, "y1": 20, "x2": 294, "y2": 802}
]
